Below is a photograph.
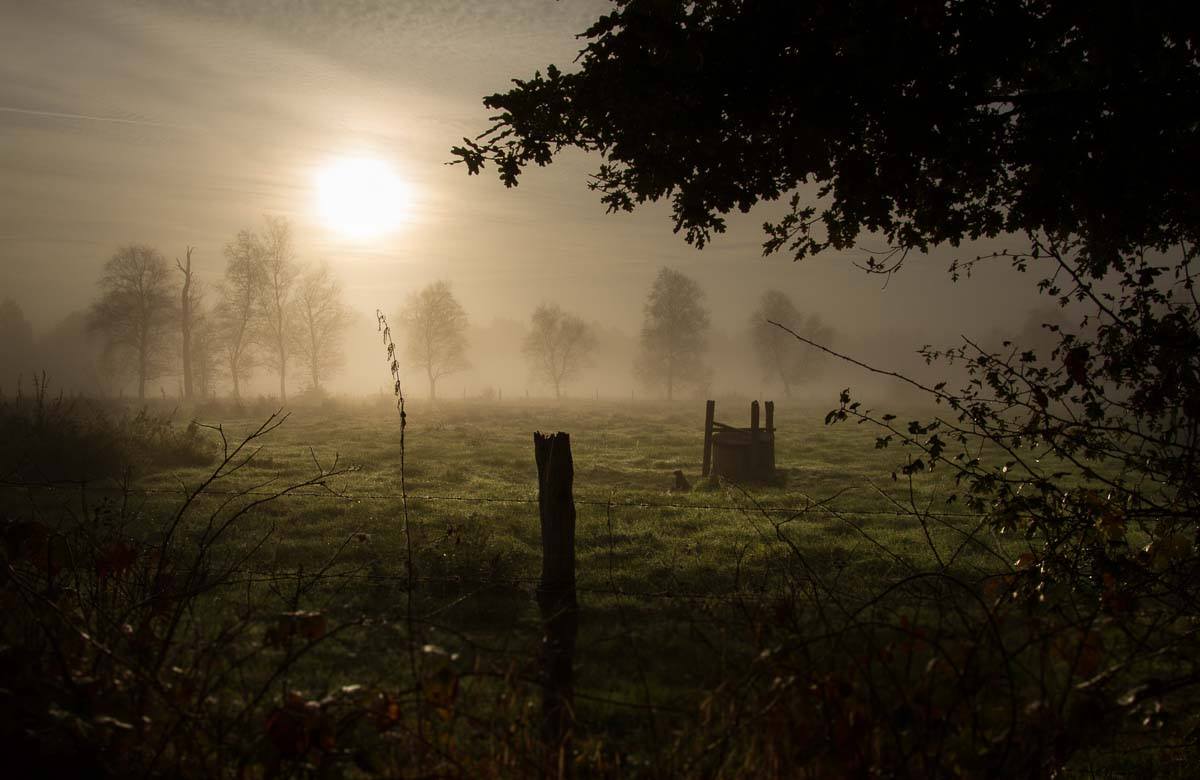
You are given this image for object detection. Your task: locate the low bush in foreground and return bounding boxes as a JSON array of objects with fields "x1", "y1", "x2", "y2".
[{"x1": 0, "y1": 376, "x2": 214, "y2": 486}]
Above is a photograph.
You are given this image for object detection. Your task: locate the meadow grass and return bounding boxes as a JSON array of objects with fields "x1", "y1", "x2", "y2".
[
  {"x1": 9, "y1": 397, "x2": 1024, "y2": 749},
  {"x1": 128, "y1": 398, "x2": 1010, "y2": 596}
]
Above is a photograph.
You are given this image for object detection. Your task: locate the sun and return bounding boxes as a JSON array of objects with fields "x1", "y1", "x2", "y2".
[{"x1": 314, "y1": 156, "x2": 411, "y2": 240}]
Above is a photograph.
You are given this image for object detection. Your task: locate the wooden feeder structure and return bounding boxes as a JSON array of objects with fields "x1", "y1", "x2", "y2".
[{"x1": 701, "y1": 400, "x2": 776, "y2": 482}]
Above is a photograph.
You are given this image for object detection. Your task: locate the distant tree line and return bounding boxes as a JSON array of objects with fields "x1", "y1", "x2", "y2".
[
  {"x1": 6, "y1": 222, "x2": 835, "y2": 403},
  {"x1": 395, "y1": 268, "x2": 832, "y2": 401},
  {"x1": 60, "y1": 215, "x2": 351, "y2": 403},
  {"x1": 4, "y1": 250, "x2": 833, "y2": 402}
]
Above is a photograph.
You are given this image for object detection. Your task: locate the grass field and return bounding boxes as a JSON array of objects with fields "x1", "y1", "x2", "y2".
[
  {"x1": 11, "y1": 395, "x2": 1193, "y2": 776},
  {"x1": 102, "y1": 400, "x2": 1009, "y2": 736},
  {"x1": 7, "y1": 396, "x2": 1030, "y2": 764}
]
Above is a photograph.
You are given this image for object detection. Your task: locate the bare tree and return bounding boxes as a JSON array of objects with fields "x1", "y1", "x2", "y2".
[
  {"x1": 89, "y1": 245, "x2": 177, "y2": 401},
  {"x1": 634, "y1": 268, "x2": 710, "y2": 400},
  {"x1": 182, "y1": 279, "x2": 219, "y2": 401},
  {"x1": 400, "y1": 280, "x2": 468, "y2": 400},
  {"x1": 749, "y1": 290, "x2": 832, "y2": 397},
  {"x1": 292, "y1": 262, "x2": 349, "y2": 393},
  {"x1": 215, "y1": 229, "x2": 261, "y2": 400},
  {"x1": 255, "y1": 216, "x2": 298, "y2": 403},
  {"x1": 522, "y1": 303, "x2": 597, "y2": 399},
  {"x1": 176, "y1": 246, "x2": 196, "y2": 400}
]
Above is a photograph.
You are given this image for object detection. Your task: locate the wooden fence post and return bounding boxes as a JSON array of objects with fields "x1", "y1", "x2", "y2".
[
  {"x1": 764, "y1": 400, "x2": 775, "y2": 475},
  {"x1": 749, "y1": 401, "x2": 761, "y2": 478},
  {"x1": 534, "y1": 432, "x2": 577, "y2": 777},
  {"x1": 702, "y1": 400, "x2": 715, "y2": 477}
]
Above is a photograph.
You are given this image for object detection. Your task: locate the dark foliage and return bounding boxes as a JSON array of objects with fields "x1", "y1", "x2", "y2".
[
  {"x1": 452, "y1": 0, "x2": 1200, "y2": 773},
  {"x1": 453, "y1": 0, "x2": 1199, "y2": 276},
  {"x1": 0, "y1": 376, "x2": 213, "y2": 485}
]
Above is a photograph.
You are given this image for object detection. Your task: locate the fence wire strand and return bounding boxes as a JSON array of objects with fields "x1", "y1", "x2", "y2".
[{"x1": 1, "y1": 480, "x2": 983, "y2": 518}]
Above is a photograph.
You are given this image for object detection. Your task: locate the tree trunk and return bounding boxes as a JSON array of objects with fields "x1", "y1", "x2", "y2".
[
  {"x1": 138, "y1": 347, "x2": 147, "y2": 401},
  {"x1": 178, "y1": 248, "x2": 194, "y2": 401},
  {"x1": 428, "y1": 370, "x2": 437, "y2": 400},
  {"x1": 279, "y1": 345, "x2": 287, "y2": 403},
  {"x1": 310, "y1": 329, "x2": 320, "y2": 392},
  {"x1": 762, "y1": 337, "x2": 790, "y2": 398}
]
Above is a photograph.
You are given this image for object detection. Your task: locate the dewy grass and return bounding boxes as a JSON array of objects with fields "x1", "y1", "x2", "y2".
[
  {"x1": 115, "y1": 398, "x2": 1006, "y2": 601},
  {"x1": 9, "y1": 396, "x2": 1176, "y2": 774},
  {"x1": 82, "y1": 399, "x2": 1006, "y2": 696}
]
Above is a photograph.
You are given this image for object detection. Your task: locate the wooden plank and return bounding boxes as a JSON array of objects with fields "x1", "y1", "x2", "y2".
[
  {"x1": 702, "y1": 399, "x2": 715, "y2": 477},
  {"x1": 750, "y1": 401, "x2": 760, "y2": 473},
  {"x1": 765, "y1": 400, "x2": 776, "y2": 475}
]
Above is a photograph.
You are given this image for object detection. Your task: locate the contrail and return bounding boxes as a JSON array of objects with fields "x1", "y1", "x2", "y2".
[{"x1": 0, "y1": 105, "x2": 183, "y2": 129}]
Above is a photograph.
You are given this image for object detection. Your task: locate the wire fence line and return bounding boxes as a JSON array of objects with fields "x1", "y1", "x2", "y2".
[
  {"x1": 219, "y1": 566, "x2": 767, "y2": 604},
  {"x1": 0, "y1": 479, "x2": 985, "y2": 519}
]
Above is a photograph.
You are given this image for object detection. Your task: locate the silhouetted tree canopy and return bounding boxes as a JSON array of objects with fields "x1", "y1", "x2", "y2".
[
  {"x1": 456, "y1": 10, "x2": 1200, "y2": 769},
  {"x1": 454, "y1": 1, "x2": 1199, "y2": 273}
]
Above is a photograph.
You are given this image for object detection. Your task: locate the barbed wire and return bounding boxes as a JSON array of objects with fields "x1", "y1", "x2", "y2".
[
  {"x1": 0, "y1": 479, "x2": 984, "y2": 518},
  {"x1": 217, "y1": 566, "x2": 780, "y2": 604}
]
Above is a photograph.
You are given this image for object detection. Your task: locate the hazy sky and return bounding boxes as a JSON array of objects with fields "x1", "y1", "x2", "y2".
[{"x1": 1, "y1": 0, "x2": 1045, "y2": 383}]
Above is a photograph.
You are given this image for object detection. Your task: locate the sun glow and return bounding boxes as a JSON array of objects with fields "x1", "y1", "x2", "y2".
[{"x1": 314, "y1": 156, "x2": 411, "y2": 240}]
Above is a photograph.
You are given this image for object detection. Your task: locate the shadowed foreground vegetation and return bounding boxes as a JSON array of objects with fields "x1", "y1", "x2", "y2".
[{"x1": 2, "y1": 396, "x2": 1196, "y2": 776}]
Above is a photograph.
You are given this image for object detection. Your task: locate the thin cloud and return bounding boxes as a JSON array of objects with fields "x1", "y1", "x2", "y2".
[{"x1": 0, "y1": 105, "x2": 185, "y2": 129}]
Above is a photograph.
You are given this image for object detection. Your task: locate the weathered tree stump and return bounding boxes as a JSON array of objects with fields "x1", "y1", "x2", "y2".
[{"x1": 534, "y1": 431, "x2": 577, "y2": 777}]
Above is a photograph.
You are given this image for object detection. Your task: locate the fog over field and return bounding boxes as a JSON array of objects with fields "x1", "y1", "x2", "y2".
[
  {"x1": 3, "y1": 3, "x2": 1198, "y2": 777},
  {"x1": 1, "y1": 0, "x2": 1045, "y2": 403}
]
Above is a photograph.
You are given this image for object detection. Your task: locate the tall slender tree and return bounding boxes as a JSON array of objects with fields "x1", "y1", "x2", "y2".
[
  {"x1": 176, "y1": 246, "x2": 196, "y2": 401},
  {"x1": 400, "y1": 280, "x2": 469, "y2": 400},
  {"x1": 215, "y1": 229, "x2": 261, "y2": 400},
  {"x1": 255, "y1": 216, "x2": 298, "y2": 403},
  {"x1": 634, "y1": 268, "x2": 710, "y2": 401},
  {"x1": 190, "y1": 307, "x2": 219, "y2": 400},
  {"x1": 292, "y1": 262, "x2": 349, "y2": 392}
]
